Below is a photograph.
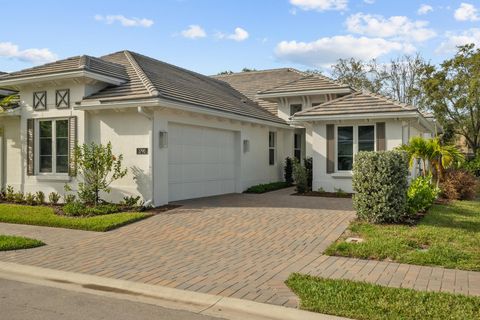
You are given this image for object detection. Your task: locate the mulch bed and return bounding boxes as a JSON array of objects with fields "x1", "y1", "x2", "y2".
[{"x1": 292, "y1": 191, "x2": 353, "y2": 198}]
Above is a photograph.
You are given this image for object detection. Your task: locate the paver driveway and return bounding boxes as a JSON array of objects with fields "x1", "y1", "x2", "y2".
[{"x1": 0, "y1": 188, "x2": 354, "y2": 307}]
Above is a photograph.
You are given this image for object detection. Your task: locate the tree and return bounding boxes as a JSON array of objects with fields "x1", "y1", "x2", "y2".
[
  {"x1": 331, "y1": 54, "x2": 427, "y2": 106},
  {"x1": 69, "y1": 142, "x2": 128, "y2": 206},
  {"x1": 241, "y1": 67, "x2": 257, "y2": 72},
  {"x1": 217, "y1": 70, "x2": 233, "y2": 75},
  {"x1": 0, "y1": 94, "x2": 19, "y2": 112},
  {"x1": 420, "y1": 44, "x2": 480, "y2": 154}
]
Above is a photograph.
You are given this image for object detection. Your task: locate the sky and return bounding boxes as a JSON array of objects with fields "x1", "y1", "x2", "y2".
[{"x1": 0, "y1": 0, "x2": 479, "y2": 75}]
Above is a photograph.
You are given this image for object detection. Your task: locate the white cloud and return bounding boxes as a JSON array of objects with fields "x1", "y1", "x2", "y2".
[
  {"x1": 364, "y1": 0, "x2": 375, "y2": 4},
  {"x1": 181, "y1": 25, "x2": 206, "y2": 39},
  {"x1": 94, "y1": 14, "x2": 154, "y2": 27},
  {"x1": 289, "y1": 0, "x2": 348, "y2": 12},
  {"x1": 216, "y1": 27, "x2": 249, "y2": 42},
  {"x1": 0, "y1": 42, "x2": 58, "y2": 63},
  {"x1": 274, "y1": 35, "x2": 415, "y2": 67},
  {"x1": 454, "y1": 3, "x2": 479, "y2": 21},
  {"x1": 417, "y1": 4, "x2": 433, "y2": 15},
  {"x1": 436, "y1": 28, "x2": 480, "y2": 53},
  {"x1": 345, "y1": 13, "x2": 436, "y2": 42}
]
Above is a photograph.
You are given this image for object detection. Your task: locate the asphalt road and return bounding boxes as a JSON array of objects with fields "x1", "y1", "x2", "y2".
[{"x1": 0, "y1": 278, "x2": 223, "y2": 320}]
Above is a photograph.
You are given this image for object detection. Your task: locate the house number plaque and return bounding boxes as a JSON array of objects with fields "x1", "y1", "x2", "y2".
[{"x1": 136, "y1": 148, "x2": 148, "y2": 155}]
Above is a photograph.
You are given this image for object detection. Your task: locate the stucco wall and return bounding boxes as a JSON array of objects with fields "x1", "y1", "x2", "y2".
[
  {"x1": 0, "y1": 117, "x2": 22, "y2": 191},
  {"x1": 311, "y1": 119, "x2": 429, "y2": 193}
]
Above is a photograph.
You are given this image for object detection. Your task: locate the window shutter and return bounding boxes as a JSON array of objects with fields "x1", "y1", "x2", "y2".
[
  {"x1": 68, "y1": 116, "x2": 77, "y2": 176},
  {"x1": 376, "y1": 122, "x2": 386, "y2": 151},
  {"x1": 326, "y1": 124, "x2": 335, "y2": 173},
  {"x1": 27, "y1": 119, "x2": 35, "y2": 176}
]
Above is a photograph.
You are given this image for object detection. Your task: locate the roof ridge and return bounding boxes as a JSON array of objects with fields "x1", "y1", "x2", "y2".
[
  {"x1": 258, "y1": 74, "x2": 314, "y2": 94},
  {"x1": 361, "y1": 90, "x2": 414, "y2": 110},
  {"x1": 123, "y1": 51, "x2": 159, "y2": 97},
  {"x1": 296, "y1": 92, "x2": 358, "y2": 115},
  {"x1": 213, "y1": 68, "x2": 305, "y2": 77}
]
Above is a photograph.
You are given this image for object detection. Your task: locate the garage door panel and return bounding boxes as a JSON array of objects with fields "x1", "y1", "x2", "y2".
[{"x1": 168, "y1": 123, "x2": 237, "y2": 202}]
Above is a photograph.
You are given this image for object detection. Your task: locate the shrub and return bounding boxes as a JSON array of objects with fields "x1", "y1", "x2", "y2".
[
  {"x1": 63, "y1": 201, "x2": 119, "y2": 217},
  {"x1": 293, "y1": 160, "x2": 308, "y2": 194},
  {"x1": 5, "y1": 186, "x2": 15, "y2": 203},
  {"x1": 353, "y1": 150, "x2": 409, "y2": 223},
  {"x1": 48, "y1": 192, "x2": 61, "y2": 205},
  {"x1": 244, "y1": 181, "x2": 290, "y2": 193},
  {"x1": 121, "y1": 195, "x2": 141, "y2": 208},
  {"x1": 284, "y1": 157, "x2": 294, "y2": 185},
  {"x1": 63, "y1": 194, "x2": 76, "y2": 204},
  {"x1": 304, "y1": 157, "x2": 313, "y2": 191},
  {"x1": 462, "y1": 155, "x2": 480, "y2": 177},
  {"x1": 440, "y1": 170, "x2": 478, "y2": 200},
  {"x1": 25, "y1": 193, "x2": 36, "y2": 206},
  {"x1": 35, "y1": 191, "x2": 45, "y2": 205},
  {"x1": 13, "y1": 191, "x2": 24, "y2": 204},
  {"x1": 407, "y1": 175, "x2": 440, "y2": 213}
]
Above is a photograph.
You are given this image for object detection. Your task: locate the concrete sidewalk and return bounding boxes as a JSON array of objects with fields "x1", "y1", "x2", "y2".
[{"x1": 0, "y1": 261, "x2": 349, "y2": 320}]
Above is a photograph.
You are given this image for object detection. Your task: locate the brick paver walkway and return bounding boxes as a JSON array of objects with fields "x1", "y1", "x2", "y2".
[{"x1": 0, "y1": 188, "x2": 354, "y2": 307}]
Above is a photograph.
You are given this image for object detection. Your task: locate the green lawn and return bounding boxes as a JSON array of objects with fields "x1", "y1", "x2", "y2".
[
  {"x1": 325, "y1": 199, "x2": 480, "y2": 271},
  {"x1": 0, "y1": 204, "x2": 151, "y2": 232},
  {"x1": 0, "y1": 235, "x2": 44, "y2": 251},
  {"x1": 286, "y1": 273, "x2": 480, "y2": 320}
]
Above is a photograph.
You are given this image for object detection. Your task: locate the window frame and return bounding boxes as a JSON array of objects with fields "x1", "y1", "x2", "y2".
[
  {"x1": 55, "y1": 89, "x2": 70, "y2": 109},
  {"x1": 35, "y1": 118, "x2": 70, "y2": 176},
  {"x1": 33, "y1": 91, "x2": 47, "y2": 111},
  {"x1": 268, "y1": 131, "x2": 276, "y2": 166},
  {"x1": 335, "y1": 124, "x2": 376, "y2": 172}
]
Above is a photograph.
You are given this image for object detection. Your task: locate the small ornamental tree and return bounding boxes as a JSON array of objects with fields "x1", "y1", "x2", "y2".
[
  {"x1": 353, "y1": 150, "x2": 410, "y2": 223},
  {"x1": 71, "y1": 142, "x2": 127, "y2": 206},
  {"x1": 284, "y1": 157, "x2": 294, "y2": 185}
]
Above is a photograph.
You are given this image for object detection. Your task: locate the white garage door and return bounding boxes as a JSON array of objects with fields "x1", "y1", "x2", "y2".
[{"x1": 168, "y1": 123, "x2": 237, "y2": 202}]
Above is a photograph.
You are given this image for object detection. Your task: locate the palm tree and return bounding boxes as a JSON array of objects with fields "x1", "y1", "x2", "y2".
[{"x1": 399, "y1": 136, "x2": 431, "y2": 176}]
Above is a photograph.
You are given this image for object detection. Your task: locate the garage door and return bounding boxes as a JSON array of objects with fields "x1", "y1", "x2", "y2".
[{"x1": 168, "y1": 123, "x2": 237, "y2": 201}]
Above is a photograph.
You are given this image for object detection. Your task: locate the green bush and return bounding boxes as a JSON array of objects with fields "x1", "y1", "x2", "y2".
[
  {"x1": 284, "y1": 157, "x2": 294, "y2": 185},
  {"x1": 63, "y1": 194, "x2": 76, "y2": 204},
  {"x1": 353, "y1": 151, "x2": 409, "y2": 223},
  {"x1": 293, "y1": 160, "x2": 308, "y2": 194},
  {"x1": 462, "y1": 155, "x2": 480, "y2": 177},
  {"x1": 35, "y1": 191, "x2": 45, "y2": 205},
  {"x1": 304, "y1": 157, "x2": 313, "y2": 191},
  {"x1": 48, "y1": 192, "x2": 61, "y2": 205},
  {"x1": 121, "y1": 195, "x2": 141, "y2": 208},
  {"x1": 13, "y1": 192, "x2": 24, "y2": 204},
  {"x1": 5, "y1": 186, "x2": 15, "y2": 203},
  {"x1": 244, "y1": 181, "x2": 290, "y2": 193},
  {"x1": 63, "y1": 201, "x2": 119, "y2": 217},
  {"x1": 25, "y1": 193, "x2": 36, "y2": 206},
  {"x1": 407, "y1": 175, "x2": 440, "y2": 214}
]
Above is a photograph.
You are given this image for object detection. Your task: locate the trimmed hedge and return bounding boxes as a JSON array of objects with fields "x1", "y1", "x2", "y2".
[
  {"x1": 353, "y1": 150, "x2": 410, "y2": 223},
  {"x1": 244, "y1": 181, "x2": 291, "y2": 194}
]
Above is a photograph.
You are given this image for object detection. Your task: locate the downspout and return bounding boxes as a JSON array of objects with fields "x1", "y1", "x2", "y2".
[{"x1": 137, "y1": 106, "x2": 154, "y2": 207}]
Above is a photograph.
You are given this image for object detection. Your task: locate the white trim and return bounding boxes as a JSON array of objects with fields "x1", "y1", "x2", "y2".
[
  {"x1": 76, "y1": 97, "x2": 292, "y2": 129},
  {"x1": 0, "y1": 70, "x2": 126, "y2": 87},
  {"x1": 35, "y1": 118, "x2": 70, "y2": 176},
  {"x1": 258, "y1": 88, "x2": 351, "y2": 99}
]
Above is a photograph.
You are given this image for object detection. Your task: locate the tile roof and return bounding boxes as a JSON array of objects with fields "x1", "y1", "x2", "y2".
[
  {"x1": 0, "y1": 55, "x2": 128, "y2": 80},
  {"x1": 85, "y1": 51, "x2": 287, "y2": 124},
  {"x1": 212, "y1": 68, "x2": 306, "y2": 114},
  {"x1": 294, "y1": 91, "x2": 417, "y2": 118},
  {"x1": 259, "y1": 74, "x2": 350, "y2": 95}
]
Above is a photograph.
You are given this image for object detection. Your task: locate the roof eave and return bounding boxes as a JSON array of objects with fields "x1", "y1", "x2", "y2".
[
  {"x1": 0, "y1": 70, "x2": 127, "y2": 88},
  {"x1": 257, "y1": 87, "x2": 352, "y2": 99},
  {"x1": 76, "y1": 96, "x2": 291, "y2": 129}
]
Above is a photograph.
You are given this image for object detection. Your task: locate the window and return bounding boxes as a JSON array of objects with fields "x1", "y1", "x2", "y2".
[
  {"x1": 33, "y1": 91, "x2": 47, "y2": 110},
  {"x1": 337, "y1": 127, "x2": 353, "y2": 171},
  {"x1": 38, "y1": 119, "x2": 69, "y2": 174},
  {"x1": 56, "y1": 89, "x2": 70, "y2": 109},
  {"x1": 269, "y1": 131, "x2": 276, "y2": 165},
  {"x1": 358, "y1": 125, "x2": 375, "y2": 152},
  {"x1": 294, "y1": 133, "x2": 302, "y2": 160},
  {"x1": 290, "y1": 104, "x2": 302, "y2": 116},
  {"x1": 336, "y1": 125, "x2": 376, "y2": 171}
]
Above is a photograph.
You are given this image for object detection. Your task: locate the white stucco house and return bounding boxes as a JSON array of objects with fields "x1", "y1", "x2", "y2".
[{"x1": 0, "y1": 51, "x2": 436, "y2": 206}]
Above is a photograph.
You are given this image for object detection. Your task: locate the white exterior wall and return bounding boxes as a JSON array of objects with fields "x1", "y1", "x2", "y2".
[
  {"x1": 312, "y1": 119, "x2": 427, "y2": 193},
  {"x1": 0, "y1": 117, "x2": 22, "y2": 190}
]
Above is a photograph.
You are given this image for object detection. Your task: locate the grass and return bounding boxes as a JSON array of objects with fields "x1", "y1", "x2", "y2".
[
  {"x1": 244, "y1": 181, "x2": 291, "y2": 193},
  {"x1": 326, "y1": 199, "x2": 480, "y2": 271},
  {"x1": 286, "y1": 273, "x2": 480, "y2": 320},
  {"x1": 0, "y1": 204, "x2": 152, "y2": 232},
  {"x1": 0, "y1": 235, "x2": 44, "y2": 251}
]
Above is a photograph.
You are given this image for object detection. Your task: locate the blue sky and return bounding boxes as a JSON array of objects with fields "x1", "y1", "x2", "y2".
[{"x1": 1, "y1": 0, "x2": 479, "y2": 75}]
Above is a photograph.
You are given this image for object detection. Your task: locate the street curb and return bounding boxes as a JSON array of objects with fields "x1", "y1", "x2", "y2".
[{"x1": 0, "y1": 261, "x2": 349, "y2": 320}]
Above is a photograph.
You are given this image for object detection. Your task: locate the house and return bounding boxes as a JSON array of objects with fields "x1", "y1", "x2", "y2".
[{"x1": 0, "y1": 51, "x2": 435, "y2": 205}]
